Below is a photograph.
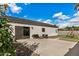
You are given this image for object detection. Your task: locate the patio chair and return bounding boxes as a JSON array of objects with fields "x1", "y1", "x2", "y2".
[
  {"x1": 32, "y1": 34, "x2": 40, "y2": 39},
  {"x1": 42, "y1": 34, "x2": 48, "y2": 38}
]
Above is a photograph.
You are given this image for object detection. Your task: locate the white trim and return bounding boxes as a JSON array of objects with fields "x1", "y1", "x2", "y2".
[{"x1": 8, "y1": 23, "x2": 32, "y2": 27}]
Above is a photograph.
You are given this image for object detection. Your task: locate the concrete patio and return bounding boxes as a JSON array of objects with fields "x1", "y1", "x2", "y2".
[{"x1": 17, "y1": 38, "x2": 77, "y2": 56}]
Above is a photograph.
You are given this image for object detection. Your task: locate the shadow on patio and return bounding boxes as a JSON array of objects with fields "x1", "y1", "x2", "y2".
[
  {"x1": 65, "y1": 42, "x2": 79, "y2": 56},
  {"x1": 15, "y1": 42, "x2": 40, "y2": 56}
]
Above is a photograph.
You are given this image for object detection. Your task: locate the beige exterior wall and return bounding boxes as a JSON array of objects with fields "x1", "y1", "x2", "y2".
[
  {"x1": 8, "y1": 23, "x2": 58, "y2": 39},
  {"x1": 30, "y1": 26, "x2": 58, "y2": 38}
]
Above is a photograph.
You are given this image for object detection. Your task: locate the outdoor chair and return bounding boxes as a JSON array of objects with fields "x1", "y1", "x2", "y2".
[
  {"x1": 32, "y1": 34, "x2": 40, "y2": 39},
  {"x1": 42, "y1": 34, "x2": 48, "y2": 38}
]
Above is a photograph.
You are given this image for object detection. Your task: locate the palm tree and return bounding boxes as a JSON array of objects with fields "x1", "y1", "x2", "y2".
[{"x1": 75, "y1": 3, "x2": 79, "y2": 10}]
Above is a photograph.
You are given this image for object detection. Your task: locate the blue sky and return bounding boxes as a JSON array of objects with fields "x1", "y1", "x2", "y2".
[{"x1": 7, "y1": 3, "x2": 79, "y2": 28}]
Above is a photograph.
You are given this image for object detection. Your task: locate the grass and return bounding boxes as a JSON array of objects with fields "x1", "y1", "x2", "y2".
[{"x1": 59, "y1": 35, "x2": 79, "y2": 42}]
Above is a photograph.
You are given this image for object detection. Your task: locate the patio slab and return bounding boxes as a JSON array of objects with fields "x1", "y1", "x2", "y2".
[{"x1": 17, "y1": 38, "x2": 77, "y2": 56}]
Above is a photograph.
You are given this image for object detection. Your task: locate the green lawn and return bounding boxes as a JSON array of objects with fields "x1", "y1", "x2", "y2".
[{"x1": 59, "y1": 35, "x2": 79, "y2": 42}]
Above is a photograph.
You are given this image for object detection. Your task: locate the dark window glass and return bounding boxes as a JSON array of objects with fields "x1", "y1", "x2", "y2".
[
  {"x1": 42, "y1": 28, "x2": 45, "y2": 32},
  {"x1": 23, "y1": 27, "x2": 30, "y2": 36}
]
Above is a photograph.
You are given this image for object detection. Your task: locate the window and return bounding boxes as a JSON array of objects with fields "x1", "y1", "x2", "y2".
[
  {"x1": 52, "y1": 29, "x2": 58, "y2": 33},
  {"x1": 42, "y1": 28, "x2": 45, "y2": 32},
  {"x1": 56, "y1": 30, "x2": 58, "y2": 33},
  {"x1": 23, "y1": 27, "x2": 30, "y2": 36},
  {"x1": 52, "y1": 30, "x2": 56, "y2": 33}
]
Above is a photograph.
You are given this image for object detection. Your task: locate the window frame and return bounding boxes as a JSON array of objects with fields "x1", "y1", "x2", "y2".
[{"x1": 42, "y1": 28, "x2": 45, "y2": 32}]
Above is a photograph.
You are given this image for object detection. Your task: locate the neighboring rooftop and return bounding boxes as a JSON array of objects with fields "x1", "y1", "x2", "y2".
[{"x1": 0, "y1": 16, "x2": 58, "y2": 28}]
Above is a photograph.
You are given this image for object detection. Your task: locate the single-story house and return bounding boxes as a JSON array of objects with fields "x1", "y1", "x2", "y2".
[{"x1": 0, "y1": 16, "x2": 58, "y2": 40}]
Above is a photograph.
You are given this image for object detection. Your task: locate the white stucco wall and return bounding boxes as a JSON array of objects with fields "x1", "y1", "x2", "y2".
[
  {"x1": 30, "y1": 26, "x2": 58, "y2": 38},
  {"x1": 8, "y1": 23, "x2": 58, "y2": 39}
]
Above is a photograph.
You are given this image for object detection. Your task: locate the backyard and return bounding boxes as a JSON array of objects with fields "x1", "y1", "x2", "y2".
[
  {"x1": 16, "y1": 38, "x2": 77, "y2": 56},
  {"x1": 14, "y1": 30, "x2": 79, "y2": 56},
  {"x1": 1, "y1": 3, "x2": 79, "y2": 56},
  {"x1": 58, "y1": 31, "x2": 79, "y2": 42}
]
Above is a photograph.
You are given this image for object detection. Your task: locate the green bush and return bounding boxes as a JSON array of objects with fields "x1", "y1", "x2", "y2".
[{"x1": 0, "y1": 17, "x2": 16, "y2": 56}]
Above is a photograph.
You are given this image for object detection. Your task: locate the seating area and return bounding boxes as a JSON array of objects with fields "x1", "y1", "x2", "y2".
[{"x1": 32, "y1": 34, "x2": 48, "y2": 39}]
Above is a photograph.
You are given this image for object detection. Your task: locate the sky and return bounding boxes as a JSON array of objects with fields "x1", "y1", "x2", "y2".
[{"x1": 6, "y1": 3, "x2": 79, "y2": 28}]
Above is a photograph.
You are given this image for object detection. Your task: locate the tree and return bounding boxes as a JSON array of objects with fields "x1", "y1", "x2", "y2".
[
  {"x1": 75, "y1": 3, "x2": 79, "y2": 10},
  {"x1": 0, "y1": 4, "x2": 16, "y2": 56}
]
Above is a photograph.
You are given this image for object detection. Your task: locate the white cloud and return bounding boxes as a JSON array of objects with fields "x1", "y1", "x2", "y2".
[
  {"x1": 8, "y1": 3, "x2": 22, "y2": 14},
  {"x1": 58, "y1": 15, "x2": 70, "y2": 20},
  {"x1": 57, "y1": 19, "x2": 63, "y2": 23},
  {"x1": 53, "y1": 12, "x2": 70, "y2": 20},
  {"x1": 55, "y1": 12, "x2": 79, "y2": 28},
  {"x1": 69, "y1": 17, "x2": 79, "y2": 23},
  {"x1": 43, "y1": 19, "x2": 52, "y2": 24},
  {"x1": 53, "y1": 12, "x2": 71, "y2": 28},
  {"x1": 37, "y1": 19, "x2": 42, "y2": 22},
  {"x1": 37, "y1": 19, "x2": 52, "y2": 24},
  {"x1": 53, "y1": 12, "x2": 62, "y2": 18},
  {"x1": 24, "y1": 3, "x2": 31, "y2": 5},
  {"x1": 73, "y1": 11, "x2": 79, "y2": 16},
  {"x1": 57, "y1": 22, "x2": 70, "y2": 28},
  {"x1": 57, "y1": 17, "x2": 79, "y2": 28}
]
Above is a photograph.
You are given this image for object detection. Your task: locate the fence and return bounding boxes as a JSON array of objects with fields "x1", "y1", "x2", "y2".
[{"x1": 58, "y1": 31, "x2": 79, "y2": 36}]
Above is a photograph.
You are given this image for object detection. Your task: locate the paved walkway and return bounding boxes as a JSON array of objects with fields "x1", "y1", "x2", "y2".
[{"x1": 17, "y1": 38, "x2": 77, "y2": 56}]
